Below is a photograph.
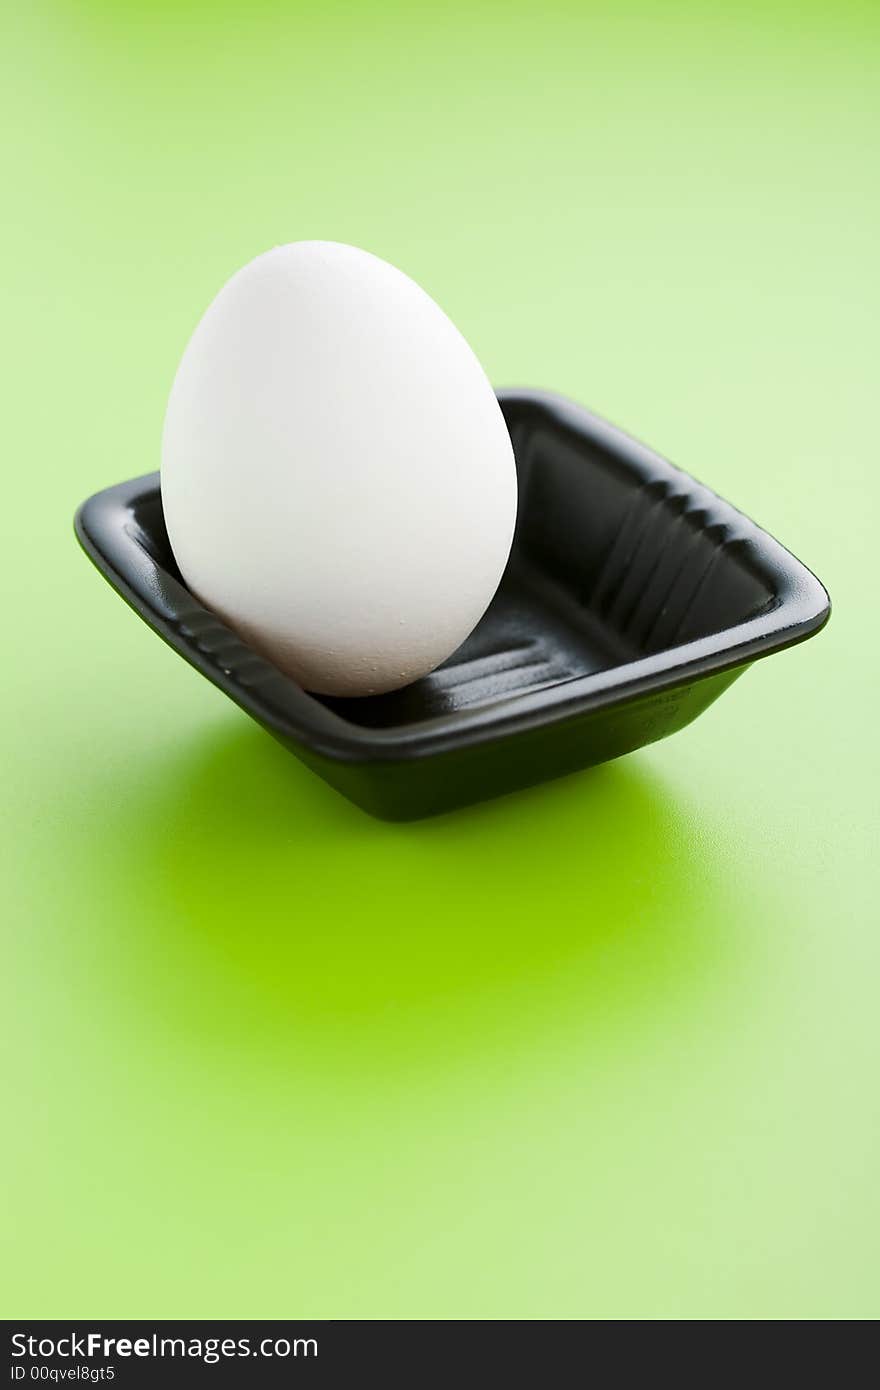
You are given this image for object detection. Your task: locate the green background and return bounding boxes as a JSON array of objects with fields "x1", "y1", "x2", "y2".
[{"x1": 3, "y1": 0, "x2": 878, "y2": 1319}]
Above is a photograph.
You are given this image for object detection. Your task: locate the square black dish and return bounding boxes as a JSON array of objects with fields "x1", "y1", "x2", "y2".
[{"x1": 75, "y1": 390, "x2": 830, "y2": 820}]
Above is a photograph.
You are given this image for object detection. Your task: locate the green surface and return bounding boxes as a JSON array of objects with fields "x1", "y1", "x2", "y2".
[{"x1": 2, "y1": 1, "x2": 878, "y2": 1320}]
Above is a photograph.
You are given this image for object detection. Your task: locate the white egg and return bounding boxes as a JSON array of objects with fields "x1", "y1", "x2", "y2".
[{"x1": 161, "y1": 241, "x2": 517, "y2": 697}]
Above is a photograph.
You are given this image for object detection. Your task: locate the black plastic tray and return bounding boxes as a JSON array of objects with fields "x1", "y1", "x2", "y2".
[{"x1": 75, "y1": 389, "x2": 829, "y2": 819}]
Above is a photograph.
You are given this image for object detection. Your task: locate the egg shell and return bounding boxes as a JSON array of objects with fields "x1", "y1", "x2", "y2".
[{"x1": 160, "y1": 241, "x2": 517, "y2": 696}]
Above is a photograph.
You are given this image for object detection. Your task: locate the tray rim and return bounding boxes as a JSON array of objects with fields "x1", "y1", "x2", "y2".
[{"x1": 74, "y1": 389, "x2": 831, "y2": 764}]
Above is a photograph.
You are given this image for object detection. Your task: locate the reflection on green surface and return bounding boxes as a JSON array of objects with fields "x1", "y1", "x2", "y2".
[{"x1": 78, "y1": 725, "x2": 725, "y2": 1066}]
